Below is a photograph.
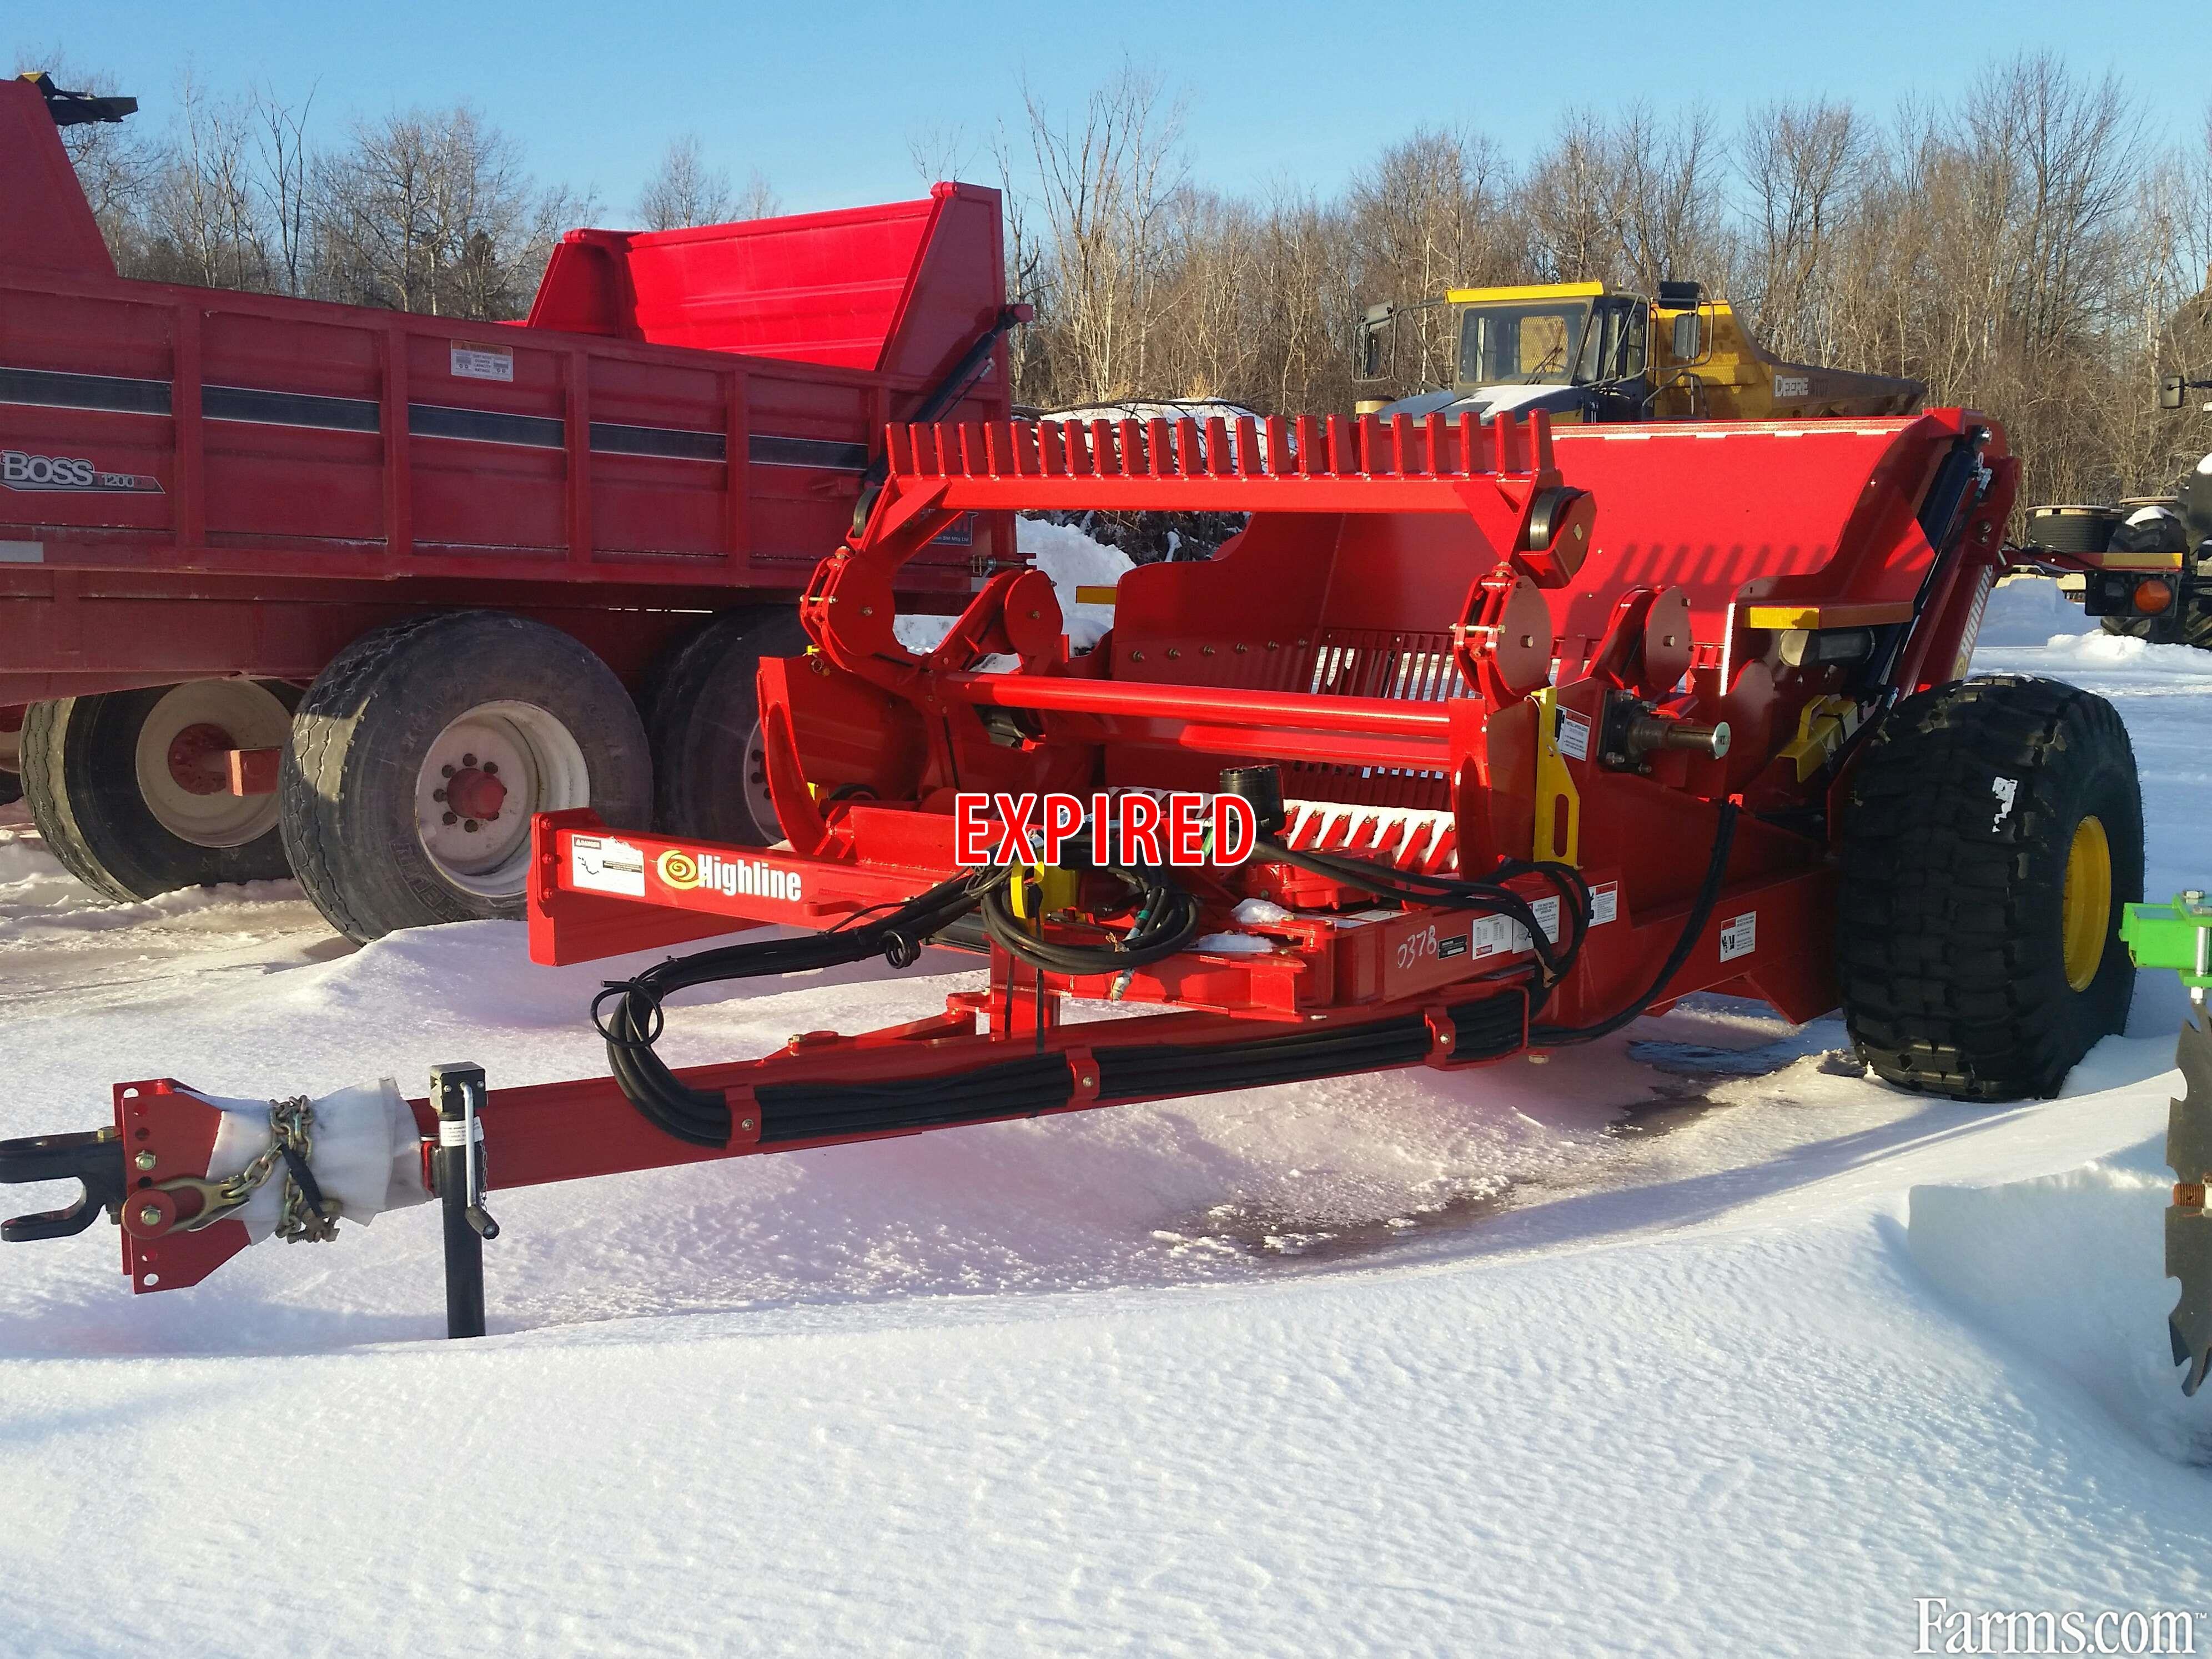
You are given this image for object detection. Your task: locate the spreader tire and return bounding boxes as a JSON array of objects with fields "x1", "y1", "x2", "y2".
[
  {"x1": 279, "y1": 611, "x2": 651, "y2": 942},
  {"x1": 645, "y1": 605, "x2": 808, "y2": 846},
  {"x1": 19, "y1": 682, "x2": 298, "y2": 901},
  {"x1": 1837, "y1": 673, "x2": 2142, "y2": 1102}
]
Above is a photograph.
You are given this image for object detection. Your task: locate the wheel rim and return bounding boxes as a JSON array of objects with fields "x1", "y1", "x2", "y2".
[
  {"x1": 130, "y1": 681, "x2": 293, "y2": 848},
  {"x1": 2061, "y1": 814, "x2": 2113, "y2": 992},
  {"x1": 740, "y1": 719, "x2": 780, "y2": 841},
  {"x1": 416, "y1": 701, "x2": 590, "y2": 898}
]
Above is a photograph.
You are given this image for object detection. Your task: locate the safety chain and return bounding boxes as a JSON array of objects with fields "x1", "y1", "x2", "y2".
[{"x1": 199, "y1": 1097, "x2": 342, "y2": 1243}]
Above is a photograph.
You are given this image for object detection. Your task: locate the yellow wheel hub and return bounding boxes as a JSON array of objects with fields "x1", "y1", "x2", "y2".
[{"x1": 2060, "y1": 815, "x2": 2113, "y2": 992}]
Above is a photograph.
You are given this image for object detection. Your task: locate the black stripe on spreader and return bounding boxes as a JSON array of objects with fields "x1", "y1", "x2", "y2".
[
  {"x1": 748, "y1": 434, "x2": 868, "y2": 472},
  {"x1": 0, "y1": 365, "x2": 172, "y2": 416},
  {"x1": 591, "y1": 421, "x2": 726, "y2": 462},
  {"x1": 0, "y1": 363, "x2": 868, "y2": 471},
  {"x1": 204, "y1": 384, "x2": 379, "y2": 432},
  {"x1": 407, "y1": 401, "x2": 565, "y2": 449}
]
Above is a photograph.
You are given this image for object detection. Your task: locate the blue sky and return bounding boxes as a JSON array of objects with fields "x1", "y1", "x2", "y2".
[{"x1": 19, "y1": 1, "x2": 2212, "y2": 220}]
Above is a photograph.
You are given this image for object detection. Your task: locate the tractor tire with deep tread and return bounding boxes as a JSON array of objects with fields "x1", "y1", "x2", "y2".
[
  {"x1": 644, "y1": 605, "x2": 809, "y2": 846},
  {"x1": 279, "y1": 611, "x2": 651, "y2": 942},
  {"x1": 19, "y1": 682, "x2": 299, "y2": 901},
  {"x1": 2099, "y1": 607, "x2": 2212, "y2": 649},
  {"x1": 1837, "y1": 673, "x2": 2143, "y2": 1102}
]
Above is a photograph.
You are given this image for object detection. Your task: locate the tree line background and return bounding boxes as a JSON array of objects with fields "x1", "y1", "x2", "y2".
[{"x1": 23, "y1": 50, "x2": 2212, "y2": 509}]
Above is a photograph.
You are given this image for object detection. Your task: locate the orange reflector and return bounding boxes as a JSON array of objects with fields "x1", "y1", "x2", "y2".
[{"x1": 2134, "y1": 578, "x2": 2175, "y2": 614}]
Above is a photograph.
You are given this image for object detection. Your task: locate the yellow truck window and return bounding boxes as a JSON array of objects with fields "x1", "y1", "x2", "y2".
[{"x1": 1456, "y1": 303, "x2": 1590, "y2": 387}]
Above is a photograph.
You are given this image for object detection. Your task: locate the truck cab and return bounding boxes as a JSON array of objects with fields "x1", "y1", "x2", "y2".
[{"x1": 1356, "y1": 279, "x2": 1922, "y2": 426}]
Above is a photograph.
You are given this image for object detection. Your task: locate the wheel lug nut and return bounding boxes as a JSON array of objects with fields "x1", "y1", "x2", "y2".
[
  {"x1": 482, "y1": 762, "x2": 497, "y2": 775},
  {"x1": 441, "y1": 764, "x2": 455, "y2": 778},
  {"x1": 462, "y1": 753, "x2": 477, "y2": 767},
  {"x1": 433, "y1": 787, "x2": 446, "y2": 802},
  {"x1": 443, "y1": 811, "x2": 458, "y2": 826},
  {"x1": 464, "y1": 820, "x2": 480, "y2": 833}
]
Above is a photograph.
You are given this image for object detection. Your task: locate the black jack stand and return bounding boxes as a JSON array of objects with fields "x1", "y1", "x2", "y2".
[{"x1": 429, "y1": 1062, "x2": 499, "y2": 1339}]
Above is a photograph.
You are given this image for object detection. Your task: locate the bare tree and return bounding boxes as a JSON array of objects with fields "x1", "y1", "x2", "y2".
[
  {"x1": 1522, "y1": 112, "x2": 1620, "y2": 283},
  {"x1": 315, "y1": 104, "x2": 559, "y2": 318},
  {"x1": 144, "y1": 67, "x2": 266, "y2": 289},
  {"x1": 1346, "y1": 128, "x2": 1520, "y2": 390},
  {"x1": 1737, "y1": 99, "x2": 1867, "y2": 360},
  {"x1": 252, "y1": 83, "x2": 316, "y2": 295},
  {"x1": 25, "y1": 46, "x2": 2212, "y2": 512},
  {"x1": 731, "y1": 169, "x2": 780, "y2": 221},
  {"x1": 1018, "y1": 64, "x2": 1189, "y2": 404},
  {"x1": 1610, "y1": 102, "x2": 1725, "y2": 293},
  {"x1": 638, "y1": 133, "x2": 735, "y2": 229},
  {"x1": 907, "y1": 120, "x2": 974, "y2": 185}
]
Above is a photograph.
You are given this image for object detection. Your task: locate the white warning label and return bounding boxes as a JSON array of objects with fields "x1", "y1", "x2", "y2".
[
  {"x1": 1718, "y1": 911, "x2": 1757, "y2": 962},
  {"x1": 1470, "y1": 913, "x2": 1517, "y2": 959},
  {"x1": 1469, "y1": 895, "x2": 1561, "y2": 961},
  {"x1": 450, "y1": 341, "x2": 516, "y2": 383},
  {"x1": 570, "y1": 833, "x2": 646, "y2": 897},
  {"x1": 1556, "y1": 709, "x2": 1592, "y2": 762},
  {"x1": 1588, "y1": 882, "x2": 1618, "y2": 926}
]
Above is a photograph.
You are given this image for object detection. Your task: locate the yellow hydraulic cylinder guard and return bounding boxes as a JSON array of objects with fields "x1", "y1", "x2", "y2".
[{"x1": 1533, "y1": 687, "x2": 1582, "y2": 866}]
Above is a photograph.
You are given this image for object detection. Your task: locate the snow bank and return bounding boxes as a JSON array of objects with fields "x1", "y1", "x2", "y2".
[
  {"x1": 4, "y1": 638, "x2": 2212, "y2": 1652},
  {"x1": 1909, "y1": 1130, "x2": 2212, "y2": 1465},
  {"x1": 894, "y1": 517, "x2": 1133, "y2": 654},
  {"x1": 1975, "y1": 574, "x2": 2093, "y2": 647},
  {"x1": 1989, "y1": 627, "x2": 2212, "y2": 683},
  {"x1": 1017, "y1": 515, "x2": 1134, "y2": 650}
]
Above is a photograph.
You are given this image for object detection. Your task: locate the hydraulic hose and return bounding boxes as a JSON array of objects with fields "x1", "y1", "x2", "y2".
[
  {"x1": 976, "y1": 863, "x2": 1203, "y2": 976},
  {"x1": 595, "y1": 866, "x2": 1003, "y2": 1147},
  {"x1": 597, "y1": 854, "x2": 1206, "y2": 1145},
  {"x1": 1527, "y1": 802, "x2": 1738, "y2": 1047},
  {"x1": 1255, "y1": 836, "x2": 1592, "y2": 982},
  {"x1": 594, "y1": 803, "x2": 1724, "y2": 1148}
]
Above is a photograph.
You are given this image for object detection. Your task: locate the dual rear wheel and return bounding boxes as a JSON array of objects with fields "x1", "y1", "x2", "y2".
[
  {"x1": 15, "y1": 607, "x2": 796, "y2": 940},
  {"x1": 21, "y1": 679, "x2": 298, "y2": 900}
]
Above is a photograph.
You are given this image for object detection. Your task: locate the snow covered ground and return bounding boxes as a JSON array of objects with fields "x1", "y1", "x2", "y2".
[{"x1": 3, "y1": 580, "x2": 2211, "y2": 1656}]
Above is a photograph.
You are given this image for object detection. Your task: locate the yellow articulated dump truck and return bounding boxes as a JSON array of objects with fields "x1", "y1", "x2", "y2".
[{"x1": 1355, "y1": 278, "x2": 1922, "y2": 425}]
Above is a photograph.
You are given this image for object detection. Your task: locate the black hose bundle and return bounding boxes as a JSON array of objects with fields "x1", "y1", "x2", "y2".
[
  {"x1": 1255, "y1": 834, "x2": 1592, "y2": 982},
  {"x1": 595, "y1": 867, "x2": 1001, "y2": 1147},
  {"x1": 1527, "y1": 802, "x2": 1738, "y2": 1046},
  {"x1": 595, "y1": 852, "x2": 1206, "y2": 1147},
  {"x1": 594, "y1": 802, "x2": 1731, "y2": 1149},
  {"x1": 978, "y1": 863, "x2": 1202, "y2": 976}
]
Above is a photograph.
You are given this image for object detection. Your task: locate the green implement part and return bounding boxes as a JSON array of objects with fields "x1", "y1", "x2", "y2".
[{"x1": 2121, "y1": 891, "x2": 2212, "y2": 1395}]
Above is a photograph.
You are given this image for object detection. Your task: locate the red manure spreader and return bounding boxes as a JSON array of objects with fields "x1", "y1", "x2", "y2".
[
  {"x1": 3, "y1": 381, "x2": 2171, "y2": 1342},
  {"x1": 0, "y1": 73, "x2": 1019, "y2": 938}
]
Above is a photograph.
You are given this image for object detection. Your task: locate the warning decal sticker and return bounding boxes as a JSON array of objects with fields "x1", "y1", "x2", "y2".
[
  {"x1": 1718, "y1": 911, "x2": 1757, "y2": 963},
  {"x1": 450, "y1": 341, "x2": 516, "y2": 383},
  {"x1": 570, "y1": 834, "x2": 646, "y2": 897}
]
